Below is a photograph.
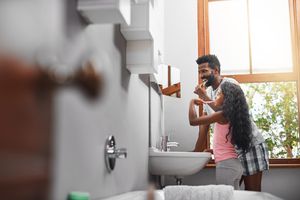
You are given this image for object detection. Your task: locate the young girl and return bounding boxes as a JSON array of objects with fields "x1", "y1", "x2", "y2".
[{"x1": 189, "y1": 81, "x2": 254, "y2": 189}]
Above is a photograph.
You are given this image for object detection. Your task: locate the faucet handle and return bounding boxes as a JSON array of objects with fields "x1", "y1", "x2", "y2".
[
  {"x1": 160, "y1": 135, "x2": 169, "y2": 151},
  {"x1": 105, "y1": 136, "x2": 127, "y2": 172},
  {"x1": 115, "y1": 148, "x2": 127, "y2": 159}
]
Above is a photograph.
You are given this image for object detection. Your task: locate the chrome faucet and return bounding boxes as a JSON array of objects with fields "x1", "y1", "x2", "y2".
[
  {"x1": 105, "y1": 136, "x2": 127, "y2": 172},
  {"x1": 160, "y1": 135, "x2": 179, "y2": 152}
]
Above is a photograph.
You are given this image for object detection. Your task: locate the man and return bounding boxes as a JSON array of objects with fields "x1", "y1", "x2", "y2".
[
  {"x1": 193, "y1": 54, "x2": 237, "y2": 152},
  {"x1": 193, "y1": 54, "x2": 269, "y2": 191}
]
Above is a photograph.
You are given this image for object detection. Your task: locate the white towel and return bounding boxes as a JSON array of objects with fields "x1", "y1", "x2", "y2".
[{"x1": 164, "y1": 185, "x2": 233, "y2": 200}]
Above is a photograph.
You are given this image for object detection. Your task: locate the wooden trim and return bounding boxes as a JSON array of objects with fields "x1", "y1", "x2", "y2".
[
  {"x1": 208, "y1": 0, "x2": 233, "y2": 2},
  {"x1": 197, "y1": 0, "x2": 210, "y2": 149},
  {"x1": 225, "y1": 72, "x2": 297, "y2": 83},
  {"x1": 161, "y1": 83, "x2": 181, "y2": 96},
  {"x1": 246, "y1": 0, "x2": 253, "y2": 74},
  {"x1": 197, "y1": 0, "x2": 210, "y2": 59},
  {"x1": 270, "y1": 158, "x2": 300, "y2": 165},
  {"x1": 198, "y1": 0, "x2": 300, "y2": 162},
  {"x1": 293, "y1": 0, "x2": 300, "y2": 140},
  {"x1": 168, "y1": 65, "x2": 171, "y2": 87},
  {"x1": 205, "y1": 159, "x2": 300, "y2": 168},
  {"x1": 289, "y1": 0, "x2": 298, "y2": 74},
  {"x1": 296, "y1": 0, "x2": 300, "y2": 67},
  {"x1": 198, "y1": 0, "x2": 210, "y2": 120}
]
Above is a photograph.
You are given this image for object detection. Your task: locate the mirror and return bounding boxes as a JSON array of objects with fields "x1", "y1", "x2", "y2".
[{"x1": 157, "y1": 64, "x2": 181, "y2": 98}]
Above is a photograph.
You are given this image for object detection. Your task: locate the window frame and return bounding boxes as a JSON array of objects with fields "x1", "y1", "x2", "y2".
[{"x1": 198, "y1": 0, "x2": 300, "y2": 166}]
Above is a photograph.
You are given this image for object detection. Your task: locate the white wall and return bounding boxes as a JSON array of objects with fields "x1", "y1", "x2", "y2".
[
  {"x1": 163, "y1": 0, "x2": 199, "y2": 150},
  {"x1": 0, "y1": 0, "x2": 162, "y2": 199},
  {"x1": 150, "y1": 83, "x2": 164, "y2": 148},
  {"x1": 163, "y1": 1, "x2": 300, "y2": 200},
  {"x1": 50, "y1": 1, "x2": 163, "y2": 199}
]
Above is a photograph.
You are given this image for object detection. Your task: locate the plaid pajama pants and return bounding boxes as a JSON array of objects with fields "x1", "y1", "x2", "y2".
[{"x1": 238, "y1": 142, "x2": 269, "y2": 176}]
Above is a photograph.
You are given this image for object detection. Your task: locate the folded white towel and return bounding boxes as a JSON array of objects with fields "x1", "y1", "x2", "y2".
[{"x1": 164, "y1": 185, "x2": 233, "y2": 200}]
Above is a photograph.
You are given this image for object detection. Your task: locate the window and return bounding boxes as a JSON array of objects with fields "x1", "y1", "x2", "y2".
[
  {"x1": 208, "y1": 0, "x2": 293, "y2": 74},
  {"x1": 198, "y1": 0, "x2": 300, "y2": 164},
  {"x1": 242, "y1": 82, "x2": 299, "y2": 158}
]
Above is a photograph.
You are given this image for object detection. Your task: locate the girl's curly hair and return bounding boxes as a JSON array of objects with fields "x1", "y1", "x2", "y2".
[{"x1": 221, "y1": 81, "x2": 252, "y2": 153}]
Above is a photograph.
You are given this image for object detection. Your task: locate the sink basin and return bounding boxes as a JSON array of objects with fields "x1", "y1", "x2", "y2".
[{"x1": 149, "y1": 147, "x2": 211, "y2": 176}]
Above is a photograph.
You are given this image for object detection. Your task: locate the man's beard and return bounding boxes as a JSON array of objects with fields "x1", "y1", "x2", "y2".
[{"x1": 205, "y1": 72, "x2": 215, "y2": 87}]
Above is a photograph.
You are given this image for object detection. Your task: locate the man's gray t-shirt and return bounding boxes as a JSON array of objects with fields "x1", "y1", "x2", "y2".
[{"x1": 203, "y1": 77, "x2": 264, "y2": 145}]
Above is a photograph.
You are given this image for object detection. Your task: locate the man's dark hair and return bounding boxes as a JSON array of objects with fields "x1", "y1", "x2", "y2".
[{"x1": 196, "y1": 54, "x2": 221, "y2": 73}]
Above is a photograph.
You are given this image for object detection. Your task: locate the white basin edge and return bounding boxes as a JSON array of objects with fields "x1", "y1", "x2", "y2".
[{"x1": 149, "y1": 147, "x2": 212, "y2": 158}]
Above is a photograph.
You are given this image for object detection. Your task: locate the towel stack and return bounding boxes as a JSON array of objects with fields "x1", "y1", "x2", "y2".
[{"x1": 164, "y1": 185, "x2": 233, "y2": 200}]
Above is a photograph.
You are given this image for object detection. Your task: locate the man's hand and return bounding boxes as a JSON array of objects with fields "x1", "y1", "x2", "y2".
[
  {"x1": 193, "y1": 99, "x2": 202, "y2": 106},
  {"x1": 204, "y1": 149, "x2": 213, "y2": 154},
  {"x1": 194, "y1": 84, "x2": 207, "y2": 99}
]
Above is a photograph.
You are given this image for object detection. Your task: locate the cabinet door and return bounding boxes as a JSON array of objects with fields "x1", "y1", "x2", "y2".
[{"x1": 0, "y1": 57, "x2": 53, "y2": 200}]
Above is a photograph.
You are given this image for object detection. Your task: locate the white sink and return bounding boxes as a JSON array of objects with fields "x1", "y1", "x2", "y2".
[{"x1": 149, "y1": 147, "x2": 211, "y2": 176}]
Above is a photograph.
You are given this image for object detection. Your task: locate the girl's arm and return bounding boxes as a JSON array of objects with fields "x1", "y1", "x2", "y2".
[
  {"x1": 189, "y1": 99, "x2": 225, "y2": 126},
  {"x1": 194, "y1": 85, "x2": 222, "y2": 111}
]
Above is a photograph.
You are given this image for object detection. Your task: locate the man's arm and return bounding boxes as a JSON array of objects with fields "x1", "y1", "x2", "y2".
[{"x1": 193, "y1": 124, "x2": 210, "y2": 152}]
